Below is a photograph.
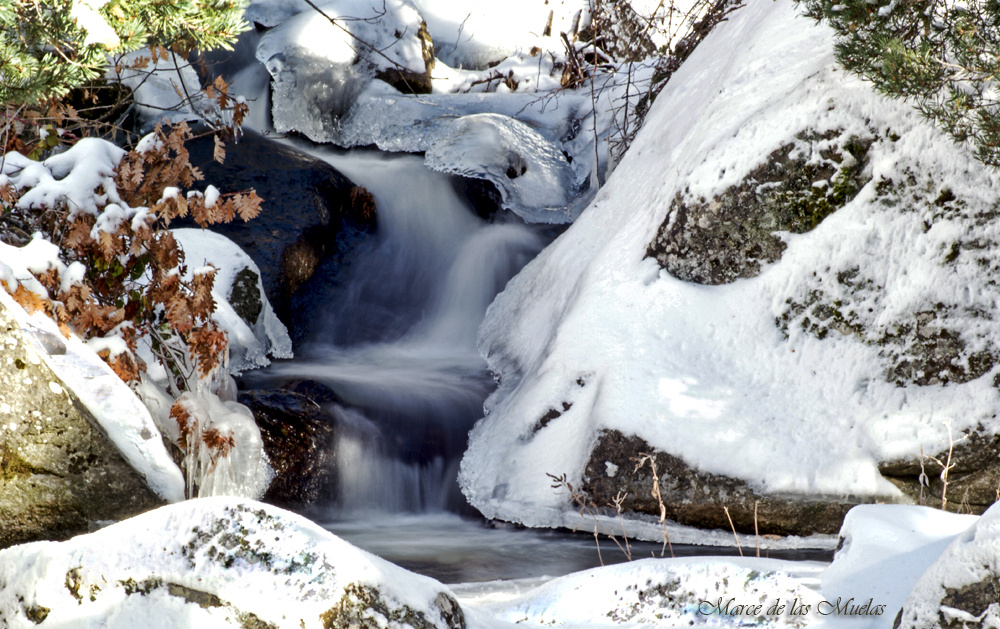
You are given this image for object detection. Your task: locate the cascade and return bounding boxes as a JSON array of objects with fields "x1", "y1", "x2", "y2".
[{"x1": 257, "y1": 148, "x2": 546, "y2": 514}]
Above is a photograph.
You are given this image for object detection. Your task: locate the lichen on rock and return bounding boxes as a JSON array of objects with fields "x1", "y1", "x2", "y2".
[{"x1": 646, "y1": 128, "x2": 873, "y2": 285}]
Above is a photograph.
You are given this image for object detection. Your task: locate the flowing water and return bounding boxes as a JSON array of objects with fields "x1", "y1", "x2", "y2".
[
  {"x1": 243, "y1": 147, "x2": 833, "y2": 583},
  {"x1": 222, "y1": 36, "x2": 831, "y2": 585}
]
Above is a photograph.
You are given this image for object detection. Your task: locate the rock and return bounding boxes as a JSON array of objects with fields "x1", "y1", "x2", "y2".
[
  {"x1": 238, "y1": 390, "x2": 337, "y2": 509},
  {"x1": 450, "y1": 175, "x2": 503, "y2": 221},
  {"x1": 228, "y1": 267, "x2": 263, "y2": 328},
  {"x1": 582, "y1": 430, "x2": 858, "y2": 536},
  {"x1": 0, "y1": 498, "x2": 467, "y2": 628},
  {"x1": 879, "y1": 430, "x2": 1000, "y2": 515},
  {"x1": 647, "y1": 129, "x2": 872, "y2": 285},
  {"x1": 173, "y1": 228, "x2": 293, "y2": 372},
  {"x1": 0, "y1": 299, "x2": 162, "y2": 548},
  {"x1": 894, "y1": 503, "x2": 1000, "y2": 629},
  {"x1": 182, "y1": 129, "x2": 376, "y2": 322}
]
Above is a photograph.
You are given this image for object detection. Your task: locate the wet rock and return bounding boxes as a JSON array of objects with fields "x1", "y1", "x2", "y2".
[
  {"x1": 228, "y1": 267, "x2": 263, "y2": 328},
  {"x1": 879, "y1": 429, "x2": 1000, "y2": 515},
  {"x1": 582, "y1": 430, "x2": 859, "y2": 536},
  {"x1": 183, "y1": 129, "x2": 376, "y2": 322},
  {"x1": 647, "y1": 129, "x2": 872, "y2": 285},
  {"x1": 0, "y1": 299, "x2": 162, "y2": 548},
  {"x1": 238, "y1": 390, "x2": 337, "y2": 509},
  {"x1": 451, "y1": 175, "x2": 503, "y2": 221}
]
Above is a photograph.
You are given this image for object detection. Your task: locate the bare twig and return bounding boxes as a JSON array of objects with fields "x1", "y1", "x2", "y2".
[{"x1": 724, "y1": 506, "x2": 743, "y2": 557}]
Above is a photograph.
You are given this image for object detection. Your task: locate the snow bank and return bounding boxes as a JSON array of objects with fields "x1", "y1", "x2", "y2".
[
  {"x1": 822, "y1": 505, "x2": 977, "y2": 627},
  {"x1": 894, "y1": 503, "x2": 1000, "y2": 628},
  {"x1": 0, "y1": 498, "x2": 464, "y2": 629},
  {"x1": 464, "y1": 556, "x2": 824, "y2": 627},
  {"x1": 460, "y1": 0, "x2": 1000, "y2": 531}
]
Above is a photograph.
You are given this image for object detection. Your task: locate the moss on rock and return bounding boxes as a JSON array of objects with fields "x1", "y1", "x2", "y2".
[{"x1": 646, "y1": 128, "x2": 872, "y2": 285}]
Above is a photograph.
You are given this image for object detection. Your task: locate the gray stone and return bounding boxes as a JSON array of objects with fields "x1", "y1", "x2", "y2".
[
  {"x1": 880, "y1": 429, "x2": 1000, "y2": 515},
  {"x1": 647, "y1": 129, "x2": 872, "y2": 285},
  {"x1": 228, "y1": 267, "x2": 263, "y2": 328},
  {"x1": 0, "y1": 299, "x2": 162, "y2": 548},
  {"x1": 582, "y1": 430, "x2": 860, "y2": 536}
]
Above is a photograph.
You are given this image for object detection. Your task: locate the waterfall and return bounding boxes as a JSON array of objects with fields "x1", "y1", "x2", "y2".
[{"x1": 261, "y1": 149, "x2": 546, "y2": 514}]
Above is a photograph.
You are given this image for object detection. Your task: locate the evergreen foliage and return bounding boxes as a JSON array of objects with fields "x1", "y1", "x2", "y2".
[
  {"x1": 1, "y1": 0, "x2": 248, "y2": 105},
  {"x1": 800, "y1": 0, "x2": 1000, "y2": 168}
]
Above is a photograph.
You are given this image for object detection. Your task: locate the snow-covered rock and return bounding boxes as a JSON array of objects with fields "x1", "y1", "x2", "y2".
[
  {"x1": 894, "y1": 503, "x2": 1000, "y2": 628},
  {"x1": 459, "y1": 0, "x2": 1000, "y2": 537},
  {"x1": 0, "y1": 498, "x2": 466, "y2": 628},
  {"x1": 822, "y1": 505, "x2": 977, "y2": 625},
  {"x1": 0, "y1": 292, "x2": 172, "y2": 547},
  {"x1": 463, "y1": 556, "x2": 823, "y2": 627},
  {"x1": 173, "y1": 229, "x2": 291, "y2": 374}
]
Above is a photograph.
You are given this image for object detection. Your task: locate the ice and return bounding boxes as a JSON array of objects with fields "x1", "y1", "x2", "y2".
[
  {"x1": 171, "y1": 391, "x2": 273, "y2": 499},
  {"x1": 425, "y1": 114, "x2": 583, "y2": 223},
  {"x1": 256, "y1": 0, "x2": 432, "y2": 143}
]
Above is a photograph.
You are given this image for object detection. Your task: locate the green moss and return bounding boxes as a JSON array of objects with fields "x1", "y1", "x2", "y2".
[
  {"x1": 1, "y1": 445, "x2": 39, "y2": 480},
  {"x1": 23, "y1": 604, "x2": 49, "y2": 624}
]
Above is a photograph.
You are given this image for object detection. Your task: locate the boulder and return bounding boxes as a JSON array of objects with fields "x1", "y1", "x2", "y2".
[
  {"x1": 238, "y1": 389, "x2": 337, "y2": 509},
  {"x1": 0, "y1": 498, "x2": 466, "y2": 628},
  {"x1": 183, "y1": 129, "x2": 375, "y2": 323},
  {"x1": 0, "y1": 298, "x2": 162, "y2": 548},
  {"x1": 582, "y1": 430, "x2": 857, "y2": 536},
  {"x1": 460, "y1": 1, "x2": 1000, "y2": 540},
  {"x1": 879, "y1": 430, "x2": 1000, "y2": 516},
  {"x1": 894, "y1": 503, "x2": 1000, "y2": 629},
  {"x1": 646, "y1": 129, "x2": 872, "y2": 285}
]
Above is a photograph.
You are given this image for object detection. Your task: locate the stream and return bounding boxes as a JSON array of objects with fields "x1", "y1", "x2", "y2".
[
  {"x1": 217, "y1": 26, "x2": 832, "y2": 586},
  {"x1": 240, "y1": 144, "x2": 831, "y2": 584}
]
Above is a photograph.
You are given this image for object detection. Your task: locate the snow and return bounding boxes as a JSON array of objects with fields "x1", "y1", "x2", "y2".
[
  {"x1": 0, "y1": 498, "x2": 969, "y2": 628},
  {"x1": 2, "y1": 138, "x2": 124, "y2": 219},
  {"x1": 460, "y1": 0, "x2": 1000, "y2": 531},
  {"x1": 70, "y1": 0, "x2": 120, "y2": 48},
  {"x1": 0, "y1": 498, "x2": 461, "y2": 629},
  {"x1": 172, "y1": 228, "x2": 292, "y2": 374},
  {"x1": 0, "y1": 285, "x2": 185, "y2": 503},
  {"x1": 821, "y1": 505, "x2": 978, "y2": 627},
  {"x1": 110, "y1": 49, "x2": 216, "y2": 128},
  {"x1": 248, "y1": 0, "x2": 708, "y2": 223},
  {"x1": 894, "y1": 502, "x2": 1000, "y2": 628}
]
